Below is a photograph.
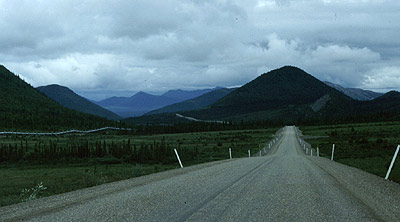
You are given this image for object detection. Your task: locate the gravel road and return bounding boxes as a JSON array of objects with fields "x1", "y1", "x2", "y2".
[{"x1": 1, "y1": 126, "x2": 400, "y2": 221}]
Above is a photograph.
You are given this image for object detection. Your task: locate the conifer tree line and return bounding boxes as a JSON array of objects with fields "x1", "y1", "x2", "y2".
[{"x1": 0, "y1": 137, "x2": 199, "y2": 164}]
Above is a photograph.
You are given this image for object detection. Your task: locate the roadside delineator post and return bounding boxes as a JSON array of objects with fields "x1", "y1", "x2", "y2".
[
  {"x1": 317, "y1": 147, "x2": 320, "y2": 157},
  {"x1": 385, "y1": 145, "x2": 400, "y2": 180},
  {"x1": 260, "y1": 150, "x2": 262, "y2": 157},
  {"x1": 248, "y1": 150, "x2": 251, "y2": 157},
  {"x1": 303, "y1": 144, "x2": 305, "y2": 150},
  {"x1": 174, "y1": 149, "x2": 183, "y2": 168},
  {"x1": 331, "y1": 144, "x2": 335, "y2": 161},
  {"x1": 229, "y1": 148, "x2": 232, "y2": 159},
  {"x1": 306, "y1": 148, "x2": 308, "y2": 155},
  {"x1": 311, "y1": 149, "x2": 313, "y2": 156}
]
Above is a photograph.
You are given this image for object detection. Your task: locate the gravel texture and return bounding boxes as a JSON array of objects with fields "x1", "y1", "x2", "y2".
[{"x1": 1, "y1": 126, "x2": 399, "y2": 221}]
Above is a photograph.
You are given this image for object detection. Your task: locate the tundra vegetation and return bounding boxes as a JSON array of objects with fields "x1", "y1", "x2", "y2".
[
  {"x1": 0, "y1": 127, "x2": 277, "y2": 206},
  {"x1": 301, "y1": 121, "x2": 400, "y2": 183}
]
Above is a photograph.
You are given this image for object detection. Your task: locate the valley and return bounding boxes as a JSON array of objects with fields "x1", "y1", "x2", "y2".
[{"x1": 0, "y1": 64, "x2": 399, "y2": 220}]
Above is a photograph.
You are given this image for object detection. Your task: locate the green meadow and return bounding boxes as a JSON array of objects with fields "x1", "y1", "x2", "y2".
[
  {"x1": 300, "y1": 121, "x2": 400, "y2": 183},
  {"x1": 0, "y1": 128, "x2": 277, "y2": 206}
]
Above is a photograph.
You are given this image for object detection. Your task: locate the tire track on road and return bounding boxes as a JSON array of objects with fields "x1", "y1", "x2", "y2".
[{"x1": 179, "y1": 157, "x2": 277, "y2": 222}]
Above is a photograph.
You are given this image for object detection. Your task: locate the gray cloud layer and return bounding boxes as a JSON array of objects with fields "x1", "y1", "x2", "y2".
[{"x1": 1, "y1": 0, "x2": 399, "y2": 100}]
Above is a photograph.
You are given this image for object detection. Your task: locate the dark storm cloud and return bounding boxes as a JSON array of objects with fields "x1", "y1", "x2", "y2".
[{"x1": 0, "y1": 0, "x2": 399, "y2": 100}]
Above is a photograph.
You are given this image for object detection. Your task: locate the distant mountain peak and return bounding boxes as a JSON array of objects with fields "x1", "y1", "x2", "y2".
[
  {"x1": 136, "y1": 91, "x2": 149, "y2": 95},
  {"x1": 161, "y1": 88, "x2": 219, "y2": 100},
  {"x1": 271, "y1": 65, "x2": 307, "y2": 75},
  {"x1": 37, "y1": 84, "x2": 120, "y2": 120},
  {"x1": 146, "y1": 87, "x2": 235, "y2": 115},
  {"x1": 324, "y1": 81, "x2": 383, "y2": 101},
  {"x1": 131, "y1": 91, "x2": 152, "y2": 98},
  {"x1": 44, "y1": 83, "x2": 64, "y2": 87},
  {"x1": 280, "y1": 65, "x2": 302, "y2": 70},
  {"x1": 97, "y1": 87, "x2": 220, "y2": 118},
  {"x1": 258, "y1": 66, "x2": 314, "y2": 83},
  {"x1": 38, "y1": 84, "x2": 71, "y2": 92}
]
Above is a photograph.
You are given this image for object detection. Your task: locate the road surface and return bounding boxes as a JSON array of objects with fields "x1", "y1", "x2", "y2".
[{"x1": 1, "y1": 126, "x2": 400, "y2": 221}]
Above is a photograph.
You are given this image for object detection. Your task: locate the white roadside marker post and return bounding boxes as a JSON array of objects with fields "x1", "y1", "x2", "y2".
[
  {"x1": 174, "y1": 149, "x2": 183, "y2": 168},
  {"x1": 269, "y1": 144, "x2": 271, "y2": 149},
  {"x1": 264, "y1": 148, "x2": 266, "y2": 153},
  {"x1": 311, "y1": 149, "x2": 313, "y2": 156},
  {"x1": 306, "y1": 148, "x2": 308, "y2": 155},
  {"x1": 385, "y1": 145, "x2": 400, "y2": 180},
  {"x1": 303, "y1": 144, "x2": 305, "y2": 150},
  {"x1": 229, "y1": 148, "x2": 232, "y2": 159},
  {"x1": 317, "y1": 147, "x2": 320, "y2": 157},
  {"x1": 260, "y1": 150, "x2": 262, "y2": 157},
  {"x1": 248, "y1": 150, "x2": 251, "y2": 157},
  {"x1": 331, "y1": 144, "x2": 335, "y2": 161}
]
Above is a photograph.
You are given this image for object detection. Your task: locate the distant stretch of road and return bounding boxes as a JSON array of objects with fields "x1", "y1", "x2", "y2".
[
  {"x1": 1, "y1": 126, "x2": 400, "y2": 221},
  {"x1": 175, "y1": 113, "x2": 225, "y2": 124}
]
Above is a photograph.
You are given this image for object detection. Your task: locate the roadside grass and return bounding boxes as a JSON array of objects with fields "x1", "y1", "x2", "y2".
[
  {"x1": 0, "y1": 162, "x2": 176, "y2": 207},
  {"x1": 0, "y1": 128, "x2": 277, "y2": 207},
  {"x1": 300, "y1": 121, "x2": 400, "y2": 183}
]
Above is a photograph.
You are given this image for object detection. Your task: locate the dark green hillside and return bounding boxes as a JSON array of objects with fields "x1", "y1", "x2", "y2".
[
  {"x1": 37, "y1": 84, "x2": 121, "y2": 120},
  {"x1": 212, "y1": 66, "x2": 351, "y2": 114},
  {"x1": 147, "y1": 88, "x2": 236, "y2": 115},
  {"x1": 350, "y1": 91, "x2": 400, "y2": 121},
  {"x1": 185, "y1": 66, "x2": 353, "y2": 121},
  {"x1": 0, "y1": 65, "x2": 115, "y2": 131}
]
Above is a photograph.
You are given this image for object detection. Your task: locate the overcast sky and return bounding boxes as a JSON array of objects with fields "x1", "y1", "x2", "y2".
[{"x1": 1, "y1": 0, "x2": 399, "y2": 100}]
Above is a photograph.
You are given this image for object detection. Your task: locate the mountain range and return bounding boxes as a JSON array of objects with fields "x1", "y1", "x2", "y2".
[
  {"x1": 37, "y1": 84, "x2": 121, "y2": 120},
  {"x1": 146, "y1": 87, "x2": 236, "y2": 115},
  {"x1": 1, "y1": 64, "x2": 398, "y2": 130},
  {"x1": 324, "y1": 82, "x2": 383, "y2": 101},
  {"x1": 0, "y1": 65, "x2": 115, "y2": 131},
  {"x1": 95, "y1": 88, "x2": 220, "y2": 117},
  {"x1": 34, "y1": 82, "x2": 382, "y2": 121},
  {"x1": 126, "y1": 66, "x2": 400, "y2": 125}
]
